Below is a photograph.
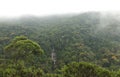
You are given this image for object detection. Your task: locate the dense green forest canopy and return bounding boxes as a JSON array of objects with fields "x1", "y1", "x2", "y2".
[{"x1": 1, "y1": 12, "x2": 120, "y2": 76}]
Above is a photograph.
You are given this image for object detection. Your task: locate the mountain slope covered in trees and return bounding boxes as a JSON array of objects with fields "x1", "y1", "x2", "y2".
[{"x1": 0, "y1": 12, "x2": 120, "y2": 76}]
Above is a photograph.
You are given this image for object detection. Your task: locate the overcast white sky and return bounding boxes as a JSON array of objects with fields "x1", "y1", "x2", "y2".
[{"x1": 0, "y1": 0, "x2": 120, "y2": 17}]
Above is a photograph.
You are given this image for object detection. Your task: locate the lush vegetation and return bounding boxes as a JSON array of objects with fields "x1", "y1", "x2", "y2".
[{"x1": 0, "y1": 12, "x2": 120, "y2": 76}]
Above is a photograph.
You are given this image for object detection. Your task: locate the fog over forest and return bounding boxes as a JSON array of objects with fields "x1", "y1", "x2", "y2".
[{"x1": 1, "y1": 11, "x2": 120, "y2": 77}]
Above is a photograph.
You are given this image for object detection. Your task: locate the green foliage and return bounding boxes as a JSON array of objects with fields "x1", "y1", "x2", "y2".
[
  {"x1": 44, "y1": 73, "x2": 61, "y2": 77},
  {"x1": 0, "y1": 12, "x2": 120, "y2": 76},
  {"x1": 4, "y1": 36, "x2": 43, "y2": 61},
  {"x1": 62, "y1": 62, "x2": 112, "y2": 77}
]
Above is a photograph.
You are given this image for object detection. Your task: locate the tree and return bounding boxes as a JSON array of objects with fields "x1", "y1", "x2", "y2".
[
  {"x1": 4, "y1": 35, "x2": 44, "y2": 63},
  {"x1": 61, "y1": 62, "x2": 112, "y2": 77}
]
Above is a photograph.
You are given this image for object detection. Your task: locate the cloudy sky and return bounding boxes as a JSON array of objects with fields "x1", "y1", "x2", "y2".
[{"x1": 0, "y1": 0, "x2": 120, "y2": 17}]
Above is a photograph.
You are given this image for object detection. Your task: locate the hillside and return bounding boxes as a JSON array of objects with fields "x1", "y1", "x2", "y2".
[{"x1": 1, "y1": 12, "x2": 120, "y2": 74}]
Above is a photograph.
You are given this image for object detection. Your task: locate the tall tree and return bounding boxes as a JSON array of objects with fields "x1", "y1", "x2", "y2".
[{"x1": 4, "y1": 36, "x2": 44, "y2": 63}]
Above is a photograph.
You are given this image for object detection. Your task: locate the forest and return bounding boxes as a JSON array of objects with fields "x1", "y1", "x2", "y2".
[{"x1": 0, "y1": 12, "x2": 120, "y2": 77}]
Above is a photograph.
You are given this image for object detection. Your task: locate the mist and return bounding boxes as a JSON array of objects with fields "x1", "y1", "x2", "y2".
[
  {"x1": 1, "y1": 0, "x2": 120, "y2": 76},
  {"x1": 0, "y1": 0, "x2": 119, "y2": 17}
]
